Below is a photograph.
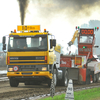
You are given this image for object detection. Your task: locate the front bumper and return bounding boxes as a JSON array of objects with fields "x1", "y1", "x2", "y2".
[{"x1": 7, "y1": 71, "x2": 52, "y2": 79}]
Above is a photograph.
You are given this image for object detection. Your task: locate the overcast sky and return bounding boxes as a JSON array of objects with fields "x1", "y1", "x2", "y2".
[{"x1": 0, "y1": 0, "x2": 100, "y2": 54}]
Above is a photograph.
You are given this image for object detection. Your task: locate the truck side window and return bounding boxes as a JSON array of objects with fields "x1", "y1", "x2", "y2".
[
  {"x1": 48, "y1": 35, "x2": 51, "y2": 50},
  {"x1": 9, "y1": 37, "x2": 14, "y2": 48}
]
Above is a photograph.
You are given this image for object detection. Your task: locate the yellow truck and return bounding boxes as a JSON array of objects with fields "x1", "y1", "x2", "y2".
[{"x1": 2, "y1": 25, "x2": 68, "y2": 87}]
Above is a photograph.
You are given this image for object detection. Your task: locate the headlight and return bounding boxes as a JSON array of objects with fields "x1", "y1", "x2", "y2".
[
  {"x1": 42, "y1": 67, "x2": 47, "y2": 71},
  {"x1": 8, "y1": 68, "x2": 13, "y2": 71}
]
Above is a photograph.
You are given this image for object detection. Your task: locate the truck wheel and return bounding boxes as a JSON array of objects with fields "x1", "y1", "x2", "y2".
[
  {"x1": 61, "y1": 69, "x2": 68, "y2": 86},
  {"x1": 94, "y1": 73, "x2": 100, "y2": 83},
  {"x1": 53, "y1": 69, "x2": 57, "y2": 86},
  {"x1": 96, "y1": 73, "x2": 99, "y2": 82},
  {"x1": 58, "y1": 68, "x2": 68, "y2": 86},
  {"x1": 93, "y1": 74, "x2": 97, "y2": 83},
  {"x1": 64, "y1": 70, "x2": 68, "y2": 86},
  {"x1": 86, "y1": 69, "x2": 90, "y2": 84},
  {"x1": 10, "y1": 78, "x2": 19, "y2": 87}
]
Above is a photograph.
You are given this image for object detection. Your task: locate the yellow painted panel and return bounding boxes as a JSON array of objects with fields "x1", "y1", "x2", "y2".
[
  {"x1": 55, "y1": 44, "x2": 61, "y2": 53},
  {"x1": 75, "y1": 57, "x2": 82, "y2": 65},
  {"x1": 7, "y1": 71, "x2": 52, "y2": 79},
  {"x1": 7, "y1": 52, "x2": 47, "y2": 56},
  {"x1": 9, "y1": 32, "x2": 48, "y2": 36},
  {"x1": 17, "y1": 25, "x2": 40, "y2": 31},
  {"x1": 7, "y1": 51, "x2": 49, "y2": 65}
]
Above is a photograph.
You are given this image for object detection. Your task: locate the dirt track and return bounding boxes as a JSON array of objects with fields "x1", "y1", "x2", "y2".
[
  {"x1": 0, "y1": 67, "x2": 7, "y2": 70},
  {"x1": 0, "y1": 81, "x2": 67, "y2": 100},
  {"x1": 1, "y1": 80, "x2": 100, "y2": 100},
  {"x1": 0, "y1": 67, "x2": 66, "y2": 100},
  {"x1": 1, "y1": 67, "x2": 100, "y2": 100}
]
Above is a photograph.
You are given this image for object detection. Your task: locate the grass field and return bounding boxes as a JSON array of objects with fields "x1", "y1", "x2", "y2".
[{"x1": 39, "y1": 87, "x2": 100, "y2": 100}]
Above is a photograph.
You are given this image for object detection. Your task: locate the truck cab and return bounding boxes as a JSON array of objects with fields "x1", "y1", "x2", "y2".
[
  {"x1": 78, "y1": 28, "x2": 95, "y2": 59},
  {"x1": 2, "y1": 25, "x2": 61, "y2": 87}
]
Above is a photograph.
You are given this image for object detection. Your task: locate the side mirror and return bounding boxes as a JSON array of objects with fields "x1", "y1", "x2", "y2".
[
  {"x1": 2, "y1": 36, "x2": 6, "y2": 50},
  {"x1": 50, "y1": 39, "x2": 56, "y2": 48},
  {"x1": 2, "y1": 36, "x2": 6, "y2": 44},
  {"x1": 3, "y1": 44, "x2": 6, "y2": 50}
]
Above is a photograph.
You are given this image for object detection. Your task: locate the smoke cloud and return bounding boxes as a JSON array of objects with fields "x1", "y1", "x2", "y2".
[
  {"x1": 29, "y1": 0, "x2": 100, "y2": 27},
  {"x1": 20, "y1": 0, "x2": 100, "y2": 55},
  {"x1": 18, "y1": 0, "x2": 29, "y2": 25},
  {"x1": 31, "y1": 0, "x2": 100, "y2": 17}
]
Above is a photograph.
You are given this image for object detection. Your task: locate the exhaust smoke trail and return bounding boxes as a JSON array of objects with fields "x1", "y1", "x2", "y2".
[{"x1": 18, "y1": 0, "x2": 29, "y2": 25}]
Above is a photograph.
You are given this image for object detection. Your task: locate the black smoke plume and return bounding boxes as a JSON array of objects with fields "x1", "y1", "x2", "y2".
[{"x1": 18, "y1": 0, "x2": 29, "y2": 25}]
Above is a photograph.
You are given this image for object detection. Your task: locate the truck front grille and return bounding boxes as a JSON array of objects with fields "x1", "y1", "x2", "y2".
[{"x1": 9, "y1": 56, "x2": 45, "y2": 64}]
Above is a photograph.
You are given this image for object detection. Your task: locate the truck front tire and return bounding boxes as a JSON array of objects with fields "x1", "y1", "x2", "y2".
[
  {"x1": 57, "y1": 68, "x2": 68, "y2": 86},
  {"x1": 96, "y1": 73, "x2": 99, "y2": 82},
  {"x1": 94, "y1": 73, "x2": 99, "y2": 83},
  {"x1": 61, "y1": 68, "x2": 68, "y2": 86},
  {"x1": 53, "y1": 69, "x2": 57, "y2": 86},
  {"x1": 64, "y1": 70, "x2": 68, "y2": 86},
  {"x1": 10, "y1": 78, "x2": 19, "y2": 87}
]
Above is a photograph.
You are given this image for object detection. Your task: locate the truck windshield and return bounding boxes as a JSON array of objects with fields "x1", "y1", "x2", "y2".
[
  {"x1": 8, "y1": 35, "x2": 47, "y2": 51},
  {"x1": 79, "y1": 36, "x2": 93, "y2": 44}
]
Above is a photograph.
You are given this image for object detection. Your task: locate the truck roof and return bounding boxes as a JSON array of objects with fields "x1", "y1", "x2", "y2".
[
  {"x1": 9, "y1": 32, "x2": 49, "y2": 36},
  {"x1": 9, "y1": 25, "x2": 52, "y2": 36}
]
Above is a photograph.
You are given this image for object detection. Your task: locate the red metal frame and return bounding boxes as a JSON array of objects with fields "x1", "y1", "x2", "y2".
[
  {"x1": 78, "y1": 29, "x2": 95, "y2": 59},
  {"x1": 79, "y1": 68, "x2": 86, "y2": 82},
  {"x1": 60, "y1": 56, "x2": 72, "y2": 68}
]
